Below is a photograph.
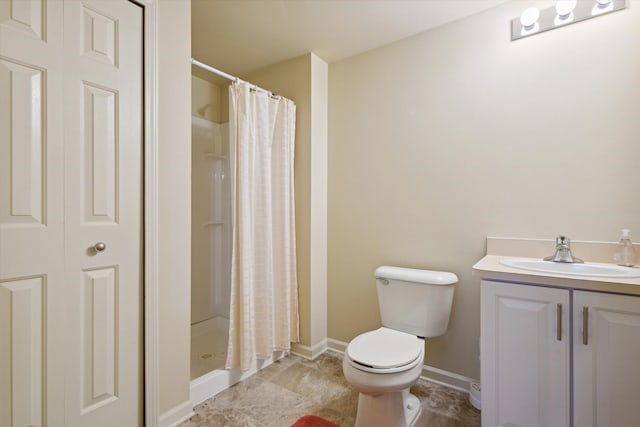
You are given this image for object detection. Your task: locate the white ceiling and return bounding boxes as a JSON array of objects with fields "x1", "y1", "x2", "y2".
[{"x1": 191, "y1": 0, "x2": 509, "y2": 79}]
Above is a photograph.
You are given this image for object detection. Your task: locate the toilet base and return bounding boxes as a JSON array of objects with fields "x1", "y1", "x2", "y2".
[{"x1": 354, "y1": 388, "x2": 422, "y2": 427}]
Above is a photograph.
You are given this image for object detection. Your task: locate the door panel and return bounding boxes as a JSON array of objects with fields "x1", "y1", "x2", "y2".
[
  {"x1": 80, "y1": 3, "x2": 117, "y2": 66},
  {"x1": 0, "y1": 0, "x2": 44, "y2": 40},
  {"x1": 0, "y1": 276, "x2": 45, "y2": 427},
  {"x1": 0, "y1": 1, "x2": 65, "y2": 426},
  {"x1": 81, "y1": 266, "x2": 118, "y2": 410},
  {"x1": 81, "y1": 83, "x2": 118, "y2": 224},
  {"x1": 64, "y1": 1, "x2": 142, "y2": 426},
  {"x1": 0, "y1": 58, "x2": 43, "y2": 225}
]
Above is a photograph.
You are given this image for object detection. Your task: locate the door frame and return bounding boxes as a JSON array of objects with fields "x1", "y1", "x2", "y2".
[{"x1": 130, "y1": 0, "x2": 161, "y2": 425}]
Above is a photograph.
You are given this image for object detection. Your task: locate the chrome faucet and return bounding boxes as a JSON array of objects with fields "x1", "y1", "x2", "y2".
[{"x1": 544, "y1": 235, "x2": 583, "y2": 263}]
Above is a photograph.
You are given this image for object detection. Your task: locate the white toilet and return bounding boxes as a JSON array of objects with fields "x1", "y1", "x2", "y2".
[{"x1": 342, "y1": 265, "x2": 458, "y2": 427}]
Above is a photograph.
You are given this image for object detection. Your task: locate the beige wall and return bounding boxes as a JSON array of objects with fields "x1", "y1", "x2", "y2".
[
  {"x1": 244, "y1": 55, "x2": 312, "y2": 346},
  {"x1": 328, "y1": 1, "x2": 640, "y2": 380},
  {"x1": 192, "y1": 75, "x2": 222, "y2": 123},
  {"x1": 158, "y1": 0, "x2": 191, "y2": 414},
  {"x1": 244, "y1": 53, "x2": 328, "y2": 350}
]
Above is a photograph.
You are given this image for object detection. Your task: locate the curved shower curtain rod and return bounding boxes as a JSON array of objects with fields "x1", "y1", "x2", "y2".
[{"x1": 191, "y1": 57, "x2": 283, "y2": 100}]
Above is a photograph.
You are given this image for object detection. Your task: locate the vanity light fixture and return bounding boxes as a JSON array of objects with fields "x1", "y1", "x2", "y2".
[{"x1": 511, "y1": 0, "x2": 627, "y2": 41}]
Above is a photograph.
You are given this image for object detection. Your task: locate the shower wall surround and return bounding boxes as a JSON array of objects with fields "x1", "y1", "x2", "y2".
[
  {"x1": 191, "y1": 76, "x2": 231, "y2": 325},
  {"x1": 191, "y1": 117, "x2": 230, "y2": 323}
]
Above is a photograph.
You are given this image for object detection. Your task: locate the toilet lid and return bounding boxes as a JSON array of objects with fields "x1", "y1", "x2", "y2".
[{"x1": 347, "y1": 327, "x2": 422, "y2": 369}]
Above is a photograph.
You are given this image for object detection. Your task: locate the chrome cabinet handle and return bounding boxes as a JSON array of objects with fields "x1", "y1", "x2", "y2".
[
  {"x1": 94, "y1": 242, "x2": 107, "y2": 253},
  {"x1": 557, "y1": 303, "x2": 563, "y2": 341},
  {"x1": 583, "y1": 306, "x2": 589, "y2": 345}
]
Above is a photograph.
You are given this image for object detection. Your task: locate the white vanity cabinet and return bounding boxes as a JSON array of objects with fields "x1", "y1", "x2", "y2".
[
  {"x1": 481, "y1": 280, "x2": 640, "y2": 427},
  {"x1": 481, "y1": 280, "x2": 570, "y2": 427},
  {"x1": 573, "y1": 290, "x2": 640, "y2": 427}
]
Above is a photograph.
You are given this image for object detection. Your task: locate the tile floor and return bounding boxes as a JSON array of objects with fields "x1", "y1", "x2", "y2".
[{"x1": 181, "y1": 351, "x2": 480, "y2": 427}]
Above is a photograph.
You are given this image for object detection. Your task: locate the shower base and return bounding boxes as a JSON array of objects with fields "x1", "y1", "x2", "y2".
[
  {"x1": 189, "y1": 316, "x2": 284, "y2": 406},
  {"x1": 191, "y1": 316, "x2": 229, "y2": 379}
]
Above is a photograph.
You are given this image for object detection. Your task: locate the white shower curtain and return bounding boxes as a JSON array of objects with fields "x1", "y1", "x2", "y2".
[{"x1": 225, "y1": 80, "x2": 299, "y2": 371}]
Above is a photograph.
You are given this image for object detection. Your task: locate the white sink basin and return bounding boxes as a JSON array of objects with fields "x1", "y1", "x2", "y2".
[{"x1": 499, "y1": 258, "x2": 640, "y2": 278}]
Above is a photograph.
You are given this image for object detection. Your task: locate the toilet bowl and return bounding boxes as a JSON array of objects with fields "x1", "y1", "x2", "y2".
[
  {"x1": 343, "y1": 328, "x2": 425, "y2": 427},
  {"x1": 342, "y1": 266, "x2": 458, "y2": 427}
]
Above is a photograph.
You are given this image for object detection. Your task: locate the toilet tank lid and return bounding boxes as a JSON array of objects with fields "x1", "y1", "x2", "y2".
[{"x1": 375, "y1": 266, "x2": 458, "y2": 285}]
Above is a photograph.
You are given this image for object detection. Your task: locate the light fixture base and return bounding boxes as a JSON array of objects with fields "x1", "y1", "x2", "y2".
[{"x1": 511, "y1": 0, "x2": 626, "y2": 41}]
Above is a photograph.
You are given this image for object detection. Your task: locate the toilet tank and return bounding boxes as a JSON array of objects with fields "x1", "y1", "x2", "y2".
[{"x1": 375, "y1": 266, "x2": 458, "y2": 338}]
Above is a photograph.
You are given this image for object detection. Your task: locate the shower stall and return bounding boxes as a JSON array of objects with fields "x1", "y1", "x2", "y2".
[
  {"x1": 190, "y1": 61, "x2": 298, "y2": 406},
  {"x1": 190, "y1": 76, "x2": 247, "y2": 404}
]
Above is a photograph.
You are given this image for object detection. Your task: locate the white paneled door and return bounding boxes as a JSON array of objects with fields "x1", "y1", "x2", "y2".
[{"x1": 0, "y1": 1, "x2": 143, "y2": 426}]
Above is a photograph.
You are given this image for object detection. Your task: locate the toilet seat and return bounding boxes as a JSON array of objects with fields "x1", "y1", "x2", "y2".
[{"x1": 346, "y1": 327, "x2": 423, "y2": 374}]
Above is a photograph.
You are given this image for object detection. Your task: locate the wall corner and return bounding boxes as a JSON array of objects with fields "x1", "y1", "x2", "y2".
[{"x1": 309, "y1": 53, "x2": 329, "y2": 347}]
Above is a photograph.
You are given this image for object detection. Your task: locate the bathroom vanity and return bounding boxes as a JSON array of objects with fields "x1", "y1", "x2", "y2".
[{"x1": 473, "y1": 253, "x2": 640, "y2": 427}]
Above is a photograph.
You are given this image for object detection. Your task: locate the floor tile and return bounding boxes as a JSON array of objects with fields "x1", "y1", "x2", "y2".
[
  {"x1": 181, "y1": 351, "x2": 480, "y2": 427},
  {"x1": 270, "y1": 363, "x2": 358, "y2": 415}
]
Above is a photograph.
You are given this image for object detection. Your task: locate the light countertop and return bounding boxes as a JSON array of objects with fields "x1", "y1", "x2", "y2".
[{"x1": 473, "y1": 255, "x2": 640, "y2": 295}]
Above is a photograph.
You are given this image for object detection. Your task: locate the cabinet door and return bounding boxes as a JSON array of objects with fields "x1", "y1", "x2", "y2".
[
  {"x1": 574, "y1": 291, "x2": 640, "y2": 427},
  {"x1": 481, "y1": 280, "x2": 570, "y2": 427}
]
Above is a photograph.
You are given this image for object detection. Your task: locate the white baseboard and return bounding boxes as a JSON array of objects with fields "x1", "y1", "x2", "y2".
[
  {"x1": 326, "y1": 337, "x2": 476, "y2": 394},
  {"x1": 158, "y1": 400, "x2": 194, "y2": 427},
  {"x1": 291, "y1": 339, "x2": 328, "y2": 360},
  {"x1": 326, "y1": 338, "x2": 348, "y2": 353},
  {"x1": 420, "y1": 364, "x2": 474, "y2": 393}
]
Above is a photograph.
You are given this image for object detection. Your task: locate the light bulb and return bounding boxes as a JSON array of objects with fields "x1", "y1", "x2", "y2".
[
  {"x1": 520, "y1": 7, "x2": 540, "y2": 28},
  {"x1": 593, "y1": 0, "x2": 614, "y2": 15},
  {"x1": 519, "y1": 7, "x2": 540, "y2": 36},
  {"x1": 555, "y1": 0, "x2": 576, "y2": 25},
  {"x1": 556, "y1": 0, "x2": 577, "y2": 17}
]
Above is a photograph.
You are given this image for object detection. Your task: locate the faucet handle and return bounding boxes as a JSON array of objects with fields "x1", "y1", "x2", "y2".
[{"x1": 557, "y1": 235, "x2": 569, "y2": 245}]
